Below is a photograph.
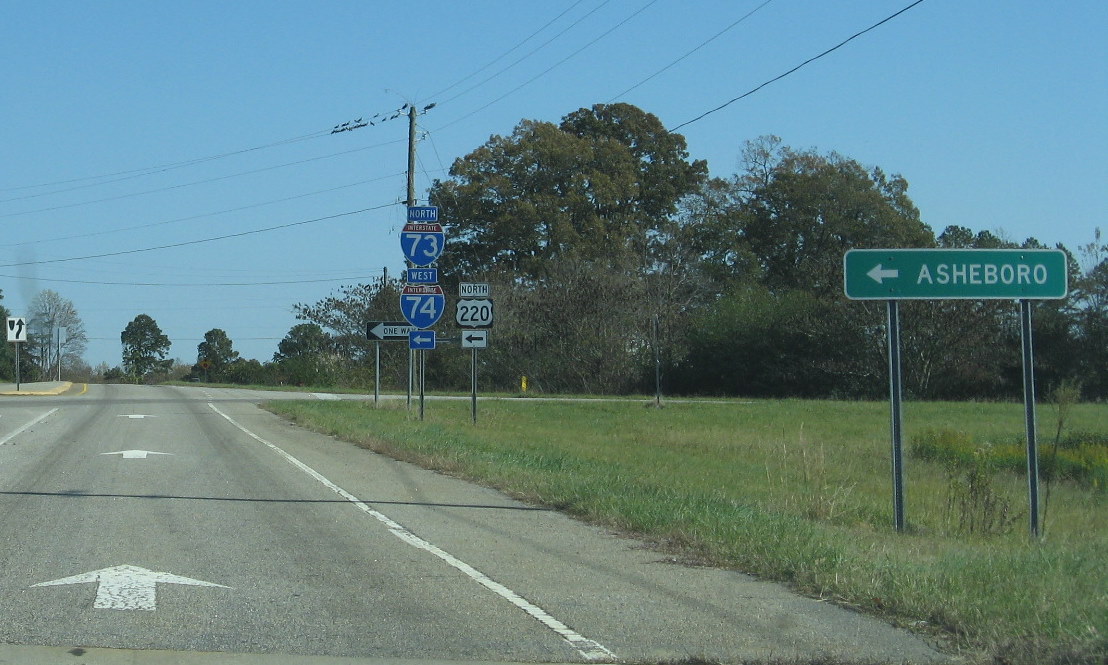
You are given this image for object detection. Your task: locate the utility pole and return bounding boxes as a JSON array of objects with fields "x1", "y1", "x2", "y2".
[
  {"x1": 406, "y1": 104, "x2": 418, "y2": 413},
  {"x1": 407, "y1": 104, "x2": 417, "y2": 208}
]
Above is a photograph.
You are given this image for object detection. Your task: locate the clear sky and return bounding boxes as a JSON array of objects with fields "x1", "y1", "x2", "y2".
[{"x1": 2, "y1": 1, "x2": 1105, "y2": 368}]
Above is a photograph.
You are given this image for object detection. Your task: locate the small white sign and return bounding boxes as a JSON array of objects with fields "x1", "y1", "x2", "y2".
[
  {"x1": 459, "y1": 282, "x2": 490, "y2": 298},
  {"x1": 6, "y1": 318, "x2": 27, "y2": 342},
  {"x1": 461, "y1": 329, "x2": 489, "y2": 349}
]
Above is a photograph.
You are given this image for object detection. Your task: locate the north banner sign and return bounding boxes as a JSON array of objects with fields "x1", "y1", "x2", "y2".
[
  {"x1": 406, "y1": 206, "x2": 438, "y2": 223},
  {"x1": 844, "y1": 249, "x2": 1068, "y2": 300}
]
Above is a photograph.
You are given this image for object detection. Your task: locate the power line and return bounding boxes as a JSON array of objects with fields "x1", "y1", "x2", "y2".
[
  {"x1": 2, "y1": 171, "x2": 406, "y2": 249},
  {"x1": 435, "y1": 0, "x2": 612, "y2": 108},
  {"x1": 608, "y1": 0, "x2": 776, "y2": 101},
  {"x1": 0, "y1": 98, "x2": 428, "y2": 197},
  {"x1": 0, "y1": 139, "x2": 404, "y2": 220},
  {"x1": 424, "y1": 0, "x2": 591, "y2": 102},
  {"x1": 0, "y1": 204, "x2": 394, "y2": 269},
  {"x1": 0, "y1": 131, "x2": 329, "y2": 196},
  {"x1": 438, "y1": 0, "x2": 658, "y2": 132},
  {"x1": 670, "y1": 0, "x2": 929, "y2": 131},
  {"x1": 0, "y1": 272, "x2": 385, "y2": 287}
]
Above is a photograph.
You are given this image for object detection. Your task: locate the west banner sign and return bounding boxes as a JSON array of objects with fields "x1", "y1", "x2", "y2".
[{"x1": 844, "y1": 249, "x2": 1068, "y2": 300}]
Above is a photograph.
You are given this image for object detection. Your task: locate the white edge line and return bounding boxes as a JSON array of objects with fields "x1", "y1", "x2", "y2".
[
  {"x1": 0, "y1": 408, "x2": 60, "y2": 446},
  {"x1": 207, "y1": 402, "x2": 614, "y2": 662}
]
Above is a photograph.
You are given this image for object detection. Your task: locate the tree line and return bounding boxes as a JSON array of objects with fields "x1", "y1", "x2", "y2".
[
  {"x1": 277, "y1": 104, "x2": 1108, "y2": 400},
  {"x1": 5, "y1": 103, "x2": 1105, "y2": 399}
]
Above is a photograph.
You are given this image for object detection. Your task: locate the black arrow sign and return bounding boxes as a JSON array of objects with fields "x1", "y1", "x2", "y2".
[
  {"x1": 7, "y1": 318, "x2": 25, "y2": 341},
  {"x1": 366, "y1": 321, "x2": 415, "y2": 341}
]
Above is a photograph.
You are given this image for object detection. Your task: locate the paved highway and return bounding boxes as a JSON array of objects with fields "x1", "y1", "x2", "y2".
[{"x1": 0, "y1": 384, "x2": 946, "y2": 663}]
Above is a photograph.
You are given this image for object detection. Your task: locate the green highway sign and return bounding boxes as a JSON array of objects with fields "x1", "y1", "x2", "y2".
[{"x1": 844, "y1": 249, "x2": 1068, "y2": 300}]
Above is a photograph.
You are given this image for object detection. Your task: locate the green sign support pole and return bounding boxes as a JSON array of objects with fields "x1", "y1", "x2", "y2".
[
  {"x1": 887, "y1": 301, "x2": 905, "y2": 532},
  {"x1": 1020, "y1": 300, "x2": 1040, "y2": 539}
]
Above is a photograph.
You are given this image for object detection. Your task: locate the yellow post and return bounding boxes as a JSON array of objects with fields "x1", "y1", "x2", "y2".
[{"x1": 521, "y1": 375, "x2": 528, "y2": 393}]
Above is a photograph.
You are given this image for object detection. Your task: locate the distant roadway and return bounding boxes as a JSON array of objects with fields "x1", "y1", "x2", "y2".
[{"x1": 0, "y1": 384, "x2": 947, "y2": 664}]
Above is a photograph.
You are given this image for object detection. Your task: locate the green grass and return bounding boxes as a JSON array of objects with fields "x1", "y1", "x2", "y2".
[{"x1": 263, "y1": 397, "x2": 1108, "y2": 664}]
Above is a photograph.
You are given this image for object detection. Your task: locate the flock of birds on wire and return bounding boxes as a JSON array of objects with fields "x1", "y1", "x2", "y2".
[{"x1": 330, "y1": 102, "x2": 437, "y2": 134}]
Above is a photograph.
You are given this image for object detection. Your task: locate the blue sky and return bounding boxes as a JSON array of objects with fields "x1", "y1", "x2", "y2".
[{"x1": 2, "y1": 1, "x2": 1105, "y2": 368}]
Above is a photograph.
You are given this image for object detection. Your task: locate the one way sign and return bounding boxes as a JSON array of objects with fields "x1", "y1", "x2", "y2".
[
  {"x1": 6, "y1": 318, "x2": 27, "y2": 342},
  {"x1": 367, "y1": 321, "x2": 416, "y2": 341}
]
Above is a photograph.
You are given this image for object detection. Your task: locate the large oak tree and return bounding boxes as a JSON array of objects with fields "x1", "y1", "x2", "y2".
[{"x1": 429, "y1": 103, "x2": 707, "y2": 281}]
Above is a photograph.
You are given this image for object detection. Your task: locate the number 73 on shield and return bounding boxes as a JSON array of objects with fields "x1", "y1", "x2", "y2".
[{"x1": 400, "y1": 227, "x2": 445, "y2": 267}]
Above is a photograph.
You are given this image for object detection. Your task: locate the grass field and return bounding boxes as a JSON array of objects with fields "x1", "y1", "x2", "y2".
[{"x1": 264, "y1": 396, "x2": 1107, "y2": 664}]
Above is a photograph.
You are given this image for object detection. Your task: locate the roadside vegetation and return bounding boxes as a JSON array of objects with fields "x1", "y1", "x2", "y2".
[{"x1": 265, "y1": 395, "x2": 1107, "y2": 665}]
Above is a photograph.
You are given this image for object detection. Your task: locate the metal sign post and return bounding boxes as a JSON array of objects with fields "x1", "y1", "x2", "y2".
[
  {"x1": 471, "y1": 347, "x2": 478, "y2": 425},
  {"x1": 887, "y1": 301, "x2": 905, "y2": 532},
  {"x1": 1020, "y1": 300, "x2": 1040, "y2": 539}
]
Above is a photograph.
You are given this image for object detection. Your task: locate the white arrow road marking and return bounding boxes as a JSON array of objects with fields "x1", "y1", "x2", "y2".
[
  {"x1": 867, "y1": 264, "x2": 900, "y2": 283},
  {"x1": 33, "y1": 564, "x2": 229, "y2": 611},
  {"x1": 0, "y1": 409, "x2": 59, "y2": 446},
  {"x1": 101, "y1": 450, "x2": 173, "y2": 459},
  {"x1": 117, "y1": 414, "x2": 154, "y2": 419},
  {"x1": 208, "y1": 403, "x2": 615, "y2": 661}
]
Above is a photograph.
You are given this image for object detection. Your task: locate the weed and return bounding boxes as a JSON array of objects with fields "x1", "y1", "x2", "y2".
[{"x1": 943, "y1": 449, "x2": 1017, "y2": 536}]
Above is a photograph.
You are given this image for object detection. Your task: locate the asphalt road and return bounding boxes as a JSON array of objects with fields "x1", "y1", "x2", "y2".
[{"x1": 0, "y1": 384, "x2": 948, "y2": 664}]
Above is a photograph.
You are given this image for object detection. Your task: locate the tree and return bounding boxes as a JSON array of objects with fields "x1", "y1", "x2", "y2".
[
  {"x1": 121, "y1": 315, "x2": 171, "y2": 380},
  {"x1": 292, "y1": 279, "x2": 405, "y2": 388},
  {"x1": 732, "y1": 136, "x2": 933, "y2": 298},
  {"x1": 429, "y1": 103, "x2": 707, "y2": 280},
  {"x1": 196, "y1": 329, "x2": 239, "y2": 381},
  {"x1": 272, "y1": 323, "x2": 335, "y2": 388},
  {"x1": 27, "y1": 290, "x2": 88, "y2": 381},
  {"x1": 273, "y1": 323, "x2": 331, "y2": 361},
  {"x1": 0, "y1": 289, "x2": 12, "y2": 381},
  {"x1": 1071, "y1": 229, "x2": 1108, "y2": 398}
]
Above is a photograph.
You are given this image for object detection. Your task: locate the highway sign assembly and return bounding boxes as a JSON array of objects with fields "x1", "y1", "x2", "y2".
[
  {"x1": 400, "y1": 285, "x2": 445, "y2": 329},
  {"x1": 367, "y1": 321, "x2": 416, "y2": 341},
  {"x1": 456, "y1": 298, "x2": 494, "y2": 328},
  {"x1": 844, "y1": 248, "x2": 1068, "y2": 300}
]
